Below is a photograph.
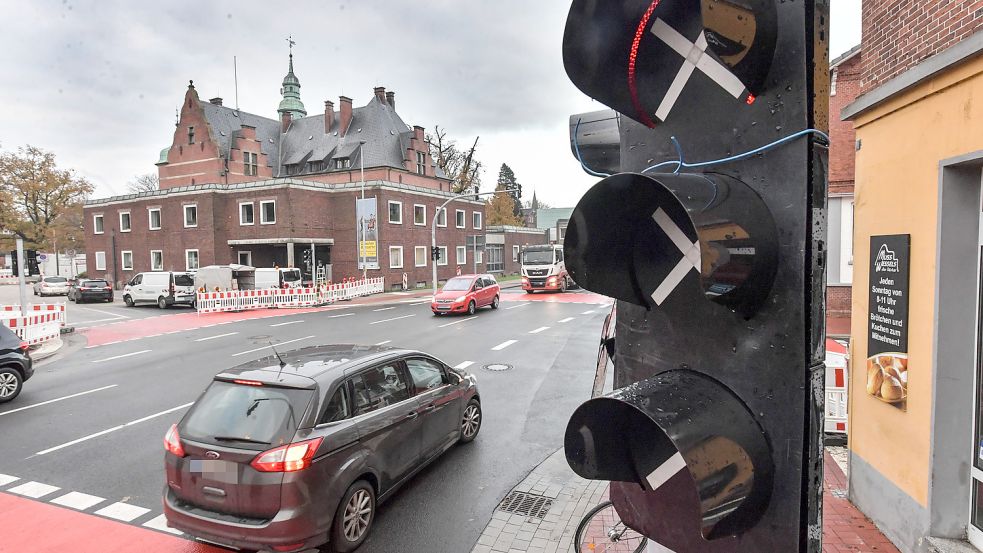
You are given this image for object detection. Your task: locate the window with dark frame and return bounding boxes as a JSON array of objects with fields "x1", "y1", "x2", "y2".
[
  {"x1": 184, "y1": 205, "x2": 197, "y2": 227},
  {"x1": 244, "y1": 152, "x2": 258, "y2": 176},
  {"x1": 416, "y1": 151, "x2": 426, "y2": 175},
  {"x1": 389, "y1": 201, "x2": 402, "y2": 224},
  {"x1": 188, "y1": 126, "x2": 195, "y2": 144},
  {"x1": 308, "y1": 159, "x2": 323, "y2": 173}
]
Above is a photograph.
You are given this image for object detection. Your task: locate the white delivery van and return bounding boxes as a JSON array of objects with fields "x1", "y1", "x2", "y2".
[
  {"x1": 253, "y1": 268, "x2": 303, "y2": 289},
  {"x1": 194, "y1": 264, "x2": 256, "y2": 292},
  {"x1": 123, "y1": 271, "x2": 197, "y2": 309}
]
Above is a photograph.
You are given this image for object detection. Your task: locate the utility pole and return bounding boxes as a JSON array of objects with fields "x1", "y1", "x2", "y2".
[
  {"x1": 358, "y1": 140, "x2": 367, "y2": 280},
  {"x1": 15, "y1": 239, "x2": 27, "y2": 316}
]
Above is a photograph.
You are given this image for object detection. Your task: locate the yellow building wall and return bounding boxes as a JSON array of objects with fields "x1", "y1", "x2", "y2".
[{"x1": 849, "y1": 57, "x2": 983, "y2": 506}]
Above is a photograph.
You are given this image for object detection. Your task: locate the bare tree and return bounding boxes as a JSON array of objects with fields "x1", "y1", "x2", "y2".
[
  {"x1": 426, "y1": 126, "x2": 482, "y2": 194},
  {"x1": 127, "y1": 172, "x2": 159, "y2": 193}
]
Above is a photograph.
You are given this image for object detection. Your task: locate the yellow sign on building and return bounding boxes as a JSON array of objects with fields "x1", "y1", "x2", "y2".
[{"x1": 359, "y1": 241, "x2": 377, "y2": 257}]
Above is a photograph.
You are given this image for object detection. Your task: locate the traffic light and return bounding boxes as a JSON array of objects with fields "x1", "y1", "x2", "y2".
[
  {"x1": 9, "y1": 250, "x2": 18, "y2": 278},
  {"x1": 561, "y1": 1, "x2": 828, "y2": 552},
  {"x1": 26, "y1": 250, "x2": 40, "y2": 276},
  {"x1": 431, "y1": 246, "x2": 441, "y2": 262}
]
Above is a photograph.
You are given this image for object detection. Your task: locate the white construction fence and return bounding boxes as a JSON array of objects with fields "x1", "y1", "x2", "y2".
[
  {"x1": 0, "y1": 303, "x2": 67, "y2": 345},
  {"x1": 197, "y1": 278, "x2": 386, "y2": 314},
  {"x1": 0, "y1": 269, "x2": 17, "y2": 286},
  {"x1": 825, "y1": 339, "x2": 849, "y2": 434}
]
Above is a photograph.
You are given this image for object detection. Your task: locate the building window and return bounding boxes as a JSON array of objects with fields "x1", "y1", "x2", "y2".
[
  {"x1": 416, "y1": 151, "x2": 426, "y2": 175},
  {"x1": 260, "y1": 200, "x2": 276, "y2": 224},
  {"x1": 186, "y1": 249, "x2": 199, "y2": 271},
  {"x1": 244, "y1": 152, "x2": 258, "y2": 176},
  {"x1": 456, "y1": 246, "x2": 467, "y2": 265},
  {"x1": 335, "y1": 158, "x2": 351, "y2": 169},
  {"x1": 184, "y1": 204, "x2": 197, "y2": 228},
  {"x1": 486, "y1": 245, "x2": 504, "y2": 273},
  {"x1": 95, "y1": 251, "x2": 106, "y2": 271},
  {"x1": 436, "y1": 208, "x2": 447, "y2": 227},
  {"x1": 513, "y1": 245, "x2": 520, "y2": 262},
  {"x1": 475, "y1": 249, "x2": 483, "y2": 264},
  {"x1": 388, "y1": 201, "x2": 403, "y2": 224},
  {"x1": 93, "y1": 214, "x2": 104, "y2": 234},
  {"x1": 148, "y1": 208, "x2": 161, "y2": 230},
  {"x1": 415, "y1": 246, "x2": 428, "y2": 267},
  {"x1": 239, "y1": 202, "x2": 254, "y2": 225},
  {"x1": 473, "y1": 212, "x2": 482, "y2": 230},
  {"x1": 456, "y1": 209, "x2": 465, "y2": 229},
  {"x1": 437, "y1": 246, "x2": 448, "y2": 266},
  {"x1": 151, "y1": 250, "x2": 163, "y2": 271},
  {"x1": 119, "y1": 211, "x2": 131, "y2": 233},
  {"x1": 414, "y1": 204, "x2": 426, "y2": 226},
  {"x1": 188, "y1": 126, "x2": 195, "y2": 145},
  {"x1": 237, "y1": 251, "x2": 252, "y2": 266},
  {"x1": 308, "y1": 159, "x2": 323, "y2": 173},
  {"x1": 121, "y1": 250, "x2": 133, "y2": 271},
  {"x1": 389, "y1": 246, "x2": 403, "y2": 269}
]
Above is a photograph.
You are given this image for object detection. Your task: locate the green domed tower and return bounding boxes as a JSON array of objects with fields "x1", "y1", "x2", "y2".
[{"x1": 277, "y1": 50, "x2": 307, "y2": 119}]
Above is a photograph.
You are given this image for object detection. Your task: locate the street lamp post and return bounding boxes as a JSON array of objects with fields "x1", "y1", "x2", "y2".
[
  {"x1": 431, "y1": 187, "x2": 517, "y2": 296},
  {"x1": 357, "y1": 140, "x2": 367, "y2": 280}
]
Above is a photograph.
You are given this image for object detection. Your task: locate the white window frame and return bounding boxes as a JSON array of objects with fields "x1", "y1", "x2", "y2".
[
  {"x1": 148, "y1": 208, "x2": 161, "y2": 230},
  {"x1": 414, "y1": 204, "x2": 427, "y2": 226},
  {"x1": 237, "y1": 251, "x2": 252, "y2": 266},
  {"x1": 260, "y1": 200, "x2": 276, "y2": 225},
  {"x1": 473, "y1": 211, "x2": 482, "y2": 230},
  {"x1": 120, "y1": 250, "x2": 133, "y2": 271},
  {"x1": 185, "y1": 249, "x2": 200, "y2": 271},
  {"x1": 389, "y1": 246, "x2": 404, "y2": 269},
  {"x1": 239, "y1": 202, "x2": 255, "y2": 225},
  {"x1": 414, "y1": 246, "x2": 428, "y2": 267},
  {"x1": 437, "y1": 246, "x2": 448, "y2": 266},
  {"x1": 94, "y1": 251, "x2": 106, "y2": 271},
  {"x1": 456, "y1": 209, "x2": 466, "y2": 229},
  {"x1": 150, "y1": 250, "x2": 163, "y2": 271},
  {"x1": 513, "y1": 245, "x2": 520, "y2": 262},
  {"x1": 184, "y1": 204, "x2": 198, "y2": 228},
  {"x1": 93, "y1": 214, "x2": 104, "y2": 235},
  {"x1": 436, "y1": 207, "x2": 447, "y2": 227},
  {"x1": 475, "y1": 249, "x2": 483, "y2": 264},
  {"x1": 119, "y1": 211, "x2": 131, "y2": 233},
  {"x1": 456, "y1": 246, "x2": 467, "y2": 265},
  {"x1": 388, "y1": 201, "x2": 403, "y2": 224}
]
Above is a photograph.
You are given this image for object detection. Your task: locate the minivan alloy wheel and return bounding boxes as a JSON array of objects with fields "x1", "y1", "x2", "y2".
[
  {"x1": 462, "y1": 402, "x2": 481, "y2": 439},
  {"x1": 343, "y1": 489, "x2": 373, "y2": 542},
  {"x1": 0, "y1": 369, "x2": 22, "y2": 401}
]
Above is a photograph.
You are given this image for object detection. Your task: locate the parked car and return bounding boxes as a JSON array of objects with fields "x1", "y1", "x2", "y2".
[
  {"x1": 0, "y1": 324, "x2": 33, "y2": 404},
  {"x1": 68, "y1": 279, "x2": 114, "y2": 303},
  {"x1": 254, "y1": 267, "x2": 304, "y2": 289},
  {"x1": 122, "y1": 272, "x2": 197, "y2": 309},
  {"x1": 430, "y1": 274, "x2": 501, "y2": 315},
  {"x1": 163, "y1": 345, "x2": 481, "y2": 553},
  {"x1": 32, "y1": 276, "x2": 70, "y2": 297}
]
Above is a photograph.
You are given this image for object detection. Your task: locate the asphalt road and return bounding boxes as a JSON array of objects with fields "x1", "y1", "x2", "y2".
[
  {"x1": 0, "y1": 289, "x2": 609, "y2": 553},
  {"x1": 0, "y1": 284, "x2": 190, "y2": 328}
]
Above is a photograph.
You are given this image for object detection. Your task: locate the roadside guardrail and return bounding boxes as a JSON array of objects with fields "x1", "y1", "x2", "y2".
[{"x1": 196, "y1": 278, "x2": 386, "y2": 314}]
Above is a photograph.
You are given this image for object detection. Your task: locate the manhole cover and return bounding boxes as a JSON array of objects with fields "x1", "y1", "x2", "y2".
[
  {"x1": 483, "y1": 363, "x2": 513, "y2": 372},
  {"x1": 498, "y1": 491, "x2": 553, "y2": 518}
]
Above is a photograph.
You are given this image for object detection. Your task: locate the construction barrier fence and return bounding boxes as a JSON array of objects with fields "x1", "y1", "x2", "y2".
[
  {"x1": 0, "y1": 303, "x2": 67, "y2": 345},
  {"x1": 196, "y1": 278, "x2": 386, "y2": 314},
  {"x1": 825, "y1": 339, "x2": 849, "y2": 435}
]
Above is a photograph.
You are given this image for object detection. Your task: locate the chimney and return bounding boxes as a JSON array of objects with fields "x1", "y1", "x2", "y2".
[
  {"x1": 385, "y1": 91, "x2": 395, "y2": 110},
  {"x1": 373, "y1": 86, "x2": 386, "y2": 103},
  {"x1": 324, "y1": 100, "x2": 335, "y2": 133},
  {"x1": 339, "y1": 96, "x2": 353, "y2": 136},
  {"x1": 209, "y1": 97, "x2": 223, "y2": 106},
  {"x1": 281, "y1": 112, "x2": 291, "y2": 133}
]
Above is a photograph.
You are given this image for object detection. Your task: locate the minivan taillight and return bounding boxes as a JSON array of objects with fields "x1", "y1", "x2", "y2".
[
  {"x1": 250, "y1": 437, "x2": 323, "y2": 473},
  {"x1": 164, "y1": 423, "x2": 185, "y2": 457}
]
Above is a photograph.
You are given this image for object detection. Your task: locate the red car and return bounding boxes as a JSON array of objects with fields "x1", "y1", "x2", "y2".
[{"x1": 431, "y1": 274, "x2": 501, "y2": 315}]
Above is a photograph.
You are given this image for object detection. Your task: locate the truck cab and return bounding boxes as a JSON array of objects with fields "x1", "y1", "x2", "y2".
[{"x1": 520, "y1": 245, "x2": 571, "y2": 293}]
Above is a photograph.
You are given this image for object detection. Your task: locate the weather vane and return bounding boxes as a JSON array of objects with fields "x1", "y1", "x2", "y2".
[{"x1": 287, "y1": 34, "x2": 296, "y2": 56}]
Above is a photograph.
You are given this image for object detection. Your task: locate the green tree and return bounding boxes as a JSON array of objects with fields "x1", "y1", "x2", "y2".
[{"x1": 496, "y1": 163, "x2": 522, "y2": 217}]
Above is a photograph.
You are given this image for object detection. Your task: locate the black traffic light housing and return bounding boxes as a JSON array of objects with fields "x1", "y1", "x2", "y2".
[
  {"x1": 431, "y1": 246, "x2": 442, "y2": 262},
  {"x1": 561, "y1": 0, "x2": 828, "y2": 551}
]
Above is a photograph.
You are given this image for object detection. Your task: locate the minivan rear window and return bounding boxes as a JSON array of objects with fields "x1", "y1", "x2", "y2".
[
  {"x1": 282, "y1": 270, "x2": 301, "y2": 282},
  {"x1": 173, "y1": 274, "x2": 194, "y2": 286},
  {"x1": 82, "y1": 280, "x2": 108, "y2": 287},
  {"x1": 181, "y1": 381, "x2": 313, "y2": 450},
  {"x1": 45, "y1": 277, "x2": 67, "y2": 283}
]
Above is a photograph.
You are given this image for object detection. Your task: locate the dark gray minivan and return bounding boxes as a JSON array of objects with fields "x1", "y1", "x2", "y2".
[{"x1": 163, "y1": 345, "x2": 481, "y2": 552}]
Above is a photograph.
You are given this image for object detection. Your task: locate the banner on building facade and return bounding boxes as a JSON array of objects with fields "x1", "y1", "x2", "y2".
[
  {"x1": 356, "y1": 198, "x2": 379, "y2": 270},
  {"x1": 866, "y1": 234, "x2": 910, "y2": 410}
]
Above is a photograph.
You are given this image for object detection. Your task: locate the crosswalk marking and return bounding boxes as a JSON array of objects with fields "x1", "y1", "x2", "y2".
[
  {"x1": 0, "y1": 474, "x2": 19, "y2": 487},
  {"x1": 143, "y1": 514, "x2": 183, "y2": 535},
  {"x1": 8, "y1": 481, "x2": 60, "y2": 499},
  {"x1": 94, "y1": 502, "x2": 151, "y2": 522},
  {"x1": 51, "y1": 491, "x2": 105, "y2": 511}
]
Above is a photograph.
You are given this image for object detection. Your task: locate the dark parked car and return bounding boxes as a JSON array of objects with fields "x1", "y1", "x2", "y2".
[
  {"x1": 163, "y1": 345, "x2": 481, "y2": 553},
  {"x1": 0, "y1": 324, "x2": 34, "y2": 404},
  {"x1": 68, "y1": 279, "x2": 114, "y2": 303}
]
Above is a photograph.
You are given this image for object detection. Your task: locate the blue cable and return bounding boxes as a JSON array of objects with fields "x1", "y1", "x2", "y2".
[
  {"x1": 642, "y1": 128, "x2": 830, "y2": 174},
  {"x1": 573, "y1": 118, "x2": 612, "y2": 178}
]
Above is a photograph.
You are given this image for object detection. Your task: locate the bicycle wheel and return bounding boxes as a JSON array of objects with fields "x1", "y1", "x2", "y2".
[{"x1": 574, "y1": 500, "x2": 648, "y2": 553}]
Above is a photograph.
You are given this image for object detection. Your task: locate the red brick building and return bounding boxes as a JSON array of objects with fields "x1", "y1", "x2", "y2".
[{"x1": 84, "y1": 52, "x2": 490, "y2": 290}]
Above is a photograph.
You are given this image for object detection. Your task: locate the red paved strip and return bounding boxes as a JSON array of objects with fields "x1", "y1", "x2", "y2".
[
  {"x1": 500, "y1": 292, "x2": 609, "y2": 304},
  {"x1": 0, "y1": 493, "x2": 222, "y2": 553}
]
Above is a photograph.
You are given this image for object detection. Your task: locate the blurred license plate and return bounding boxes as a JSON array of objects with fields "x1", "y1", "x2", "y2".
[{"x1": 190, "y1": 460, "x2": 238, "y2": 483}]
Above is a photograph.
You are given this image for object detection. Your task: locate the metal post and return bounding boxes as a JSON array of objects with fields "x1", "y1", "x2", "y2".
[
  {"x1": 310, "y1": 242, "x2": 316, "y2": 285},
  {"x1": 359, "y1": 140, "x2": 367, "y2": 281},
  {"x1": 473, "y1": 235, "x2": 477, "y2": 275},
  {"x1": 15, "y1": 239, "x2": 27, "y2": 316}
]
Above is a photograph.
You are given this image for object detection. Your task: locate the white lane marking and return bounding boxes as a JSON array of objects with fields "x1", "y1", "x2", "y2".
[
  {"x1": 373, "y1": 307, "x2": 396, "y2": 312},
  {"x1": 505, "y1": 303, "x2": 529, "y2": 310},
  {"x1": 651, "y1": 207, "x2": 701, "y2": 305},
  {"x1": 645, "y1": 451, "x2": 687, "y2": 491},
  {"x1": 51, "y1": 491, "x2": 106, "y2": 510},
  {"x1": 374, "y1": 340, "x2": 392, "y2": 346},
  {"x1": 8, "y1": 481, "x2": 60, "y2": 498},
  {"x1": 91, "y1": 350, "x2": 151, "y2": 363},
  {"x1": 329, "y1": 313, "x2": 354, "y2": 318},
  {"x1": 74, "y1": 316, "x2": 132, "y2": 328},
  {"x1": 0, "y1": 474, "x2": 19, "y2": 486},
  {"x1": 35, "y1": 402, "x2": 194, "y2": 456},
  {"x1": 491, "y1": 340, "x2": 517, "y2": 351},
  {"x1": 558, "y1": 317, "x2": 575, "y2": 323},
  {"x1": 581, "y1": 310, "x2": 595, "y2": 315},
  {"x1": 95, "y1": 502, "x2": 151, "y2": 522},
  {"x1": 0, "y1": 385, "x2": 118, "y2": 417},
  {"x1": 454, "y1": 361, "x2": 475, "y2": 369},
  {"x1": 269, "y1": 320, "x2": 304, "y2": 327},
  {"x1": 143, "y1": 513, "x2": 183, "y2": 535},
  {"x1": 369, "y1": 314, "x2": 415, "y2": 325},
  {"x1": 438, "y1": 316, "x2": 477, "y2": 328},
  {"x1": 400, "y1": 299, "x2": 424, "y2": 304},
  {"x1": 194, "y1": 332, "x2": 238, "y2": 342},
  {"x1": 391, "y1": 291, "x2": 412, "y2": 296},
  {"x1": 81, "y1": 307, "x2": 130, "y2": 319},
  {"x1": 529, "y1": 326, "x2": 550, "y2": 334},
  {"x1": 232, "y1": 336, "x2": 316, "y2": 357},
  {"x1": 409, "y1": 301, "x2": 430, "y2": 306}
]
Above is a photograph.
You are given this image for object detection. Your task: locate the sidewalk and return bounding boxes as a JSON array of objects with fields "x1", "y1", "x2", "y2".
[{"x1": 470, "y1": 448, "x2": 899, "y2": 553}]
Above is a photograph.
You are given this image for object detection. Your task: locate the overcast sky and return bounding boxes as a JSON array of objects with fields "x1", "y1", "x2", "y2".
[{"x1": 0, "y1": 0, "x2": 861, "y2": 207}]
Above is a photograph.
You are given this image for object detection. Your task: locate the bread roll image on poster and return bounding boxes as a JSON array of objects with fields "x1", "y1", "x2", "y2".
[
  {"x1": 866, "y1": 362, "x2": 884, "y2": 396},
  {"x1": 880, "y1": 374, "x2": 904, "y2": 402}
]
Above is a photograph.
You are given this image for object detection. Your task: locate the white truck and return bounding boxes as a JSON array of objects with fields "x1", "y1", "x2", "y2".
[{"x1": 520, "y1": 244, "x2": 572, "y2": 293}]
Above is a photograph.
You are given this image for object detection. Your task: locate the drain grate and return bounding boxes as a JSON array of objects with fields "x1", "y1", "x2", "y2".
[
  {"x1": 497, "y1": 491, "x2": 553, "y2": 518},
  {"x1": 483, "y1": 363, "x2": 513, "y2": 372}
]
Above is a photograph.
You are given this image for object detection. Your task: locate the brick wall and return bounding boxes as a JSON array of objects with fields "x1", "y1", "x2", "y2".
[
  {"x1": 861, "y1": 0, "x2": 983, "y2": 94},
  {"x1": 827, "y1": 284, "x2": 853, "y2": 318},
  {"x1": 829, "y1": 53, "x2": 862, "y2": 195}
]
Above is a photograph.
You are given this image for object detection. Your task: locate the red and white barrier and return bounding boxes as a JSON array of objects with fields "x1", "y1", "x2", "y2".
[
  {"x1": 196, "y1": 278, "x2": 386, "y2": 315},
  {"x1": 1, "y1": 304, "x2": 67, "y2": 345},
  {"x1": 825, "y1": 339, "x2": 849, "y2": 434},
  {"x1": 0, "y1": 269, "x2": 17, "y2": 285}
]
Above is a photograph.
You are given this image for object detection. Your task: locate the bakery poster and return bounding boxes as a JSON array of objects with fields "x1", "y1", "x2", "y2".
[{"x1": 866, "y1": 234, "x2": 910, "y2": 410}]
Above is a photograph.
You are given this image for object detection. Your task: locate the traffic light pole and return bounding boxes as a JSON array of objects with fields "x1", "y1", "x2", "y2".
[{"x1": 15, "y1": 239, "x2": 27, "y2": 316}]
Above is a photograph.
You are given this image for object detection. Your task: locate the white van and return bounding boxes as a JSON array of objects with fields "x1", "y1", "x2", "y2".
[
  {"x1": 253, "y1": 268, "x2": 303, "y2": 289},
  {"x1": 123, "y1": 271, "x2": 197, "y2": 309}
]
